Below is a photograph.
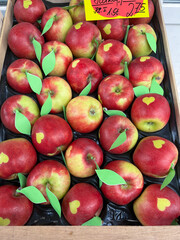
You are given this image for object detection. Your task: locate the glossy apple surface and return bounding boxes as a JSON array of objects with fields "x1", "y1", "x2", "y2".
[{"x1": 69, "y1": 0, "x2": 85, "y2": 23}]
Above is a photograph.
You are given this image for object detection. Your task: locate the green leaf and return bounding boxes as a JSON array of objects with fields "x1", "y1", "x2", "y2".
[
  {"x1": 133, "y1": 86, "x2": 149, "y2": 97},
  {"x1": 61, "y1": 150, "x2": 67, "y2": 168},
  {"x1": 18, "y1": 173, "x2": 27, "y2": 189},
  {"x1": 91, "y1": 39, "x2": 99, "y2": 60},
  {"x1": 42, "y1": 50, "x2": 56, "y2": 76},
  {"x1": 145, "y1": 32, "x2": 157, "y2": 53},
  {"x1": 37, "y1": 19, "x2": 41, "y2": 24},
  {"x1": 124, "y1": 24, "x2": 130, "y2": 45},
  {"x1": 150, "y1": 77, "x2": 164, "y2": 96},
  {"x1": 15, "y1": 110, "x2": 31, "y2": 136},
  {"x1": 79, "y1": 81, "x2": 92, "y2": 96},
  {"x1": 82, "y1": 216, "x2": 102, "y2": 226},
  {"x1": 103, "y1": 108, "x2": 126, "y2": 117},
  {"x1": 160, "y1": 166, "x2": 176, "y2": 190},
  {"x1": 41, "y1": 17, "x2": 54, "y2": 36},
  {"x1": 16, "y1": 186, "x2": 47, "y2": 204},
  {"x1": 26, "y1": 72, "x2": 42, "y2": 95},
  {"x1": 63, "y1": 106, "x2": 67, "y2": 122},
  {"x1": 92, "y1": 158, "x2": 102, "y2": 188},
  {"x1": 124, "y1": 61, "x2": 129, "y2": 79},
  {"x1": 109, "y1": 130, "x2": 127, "y2": 151},
  {"x1": 95, "y1": 169, "x2": 127, "y2": 186},
  {"x1": 40, "y1": 93, "x2": 52, "y2": 116},
  {"x1": 46, "y1": 186, "x2": 61, "y2": 217},
  {"x1": 171, "y1": 219, "x2": 179, "y2": 225},
  {"x1": 32, "y1": 38, "x2": 42, "y2": 62}
]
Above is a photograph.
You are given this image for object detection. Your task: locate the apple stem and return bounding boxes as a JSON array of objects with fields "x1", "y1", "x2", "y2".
[
  {"x1": 15, "y1": 188, "x2": 22, "y2": 197},
  {"x1": 62, "y1": 1, "x2": 84, "y2": 10}
]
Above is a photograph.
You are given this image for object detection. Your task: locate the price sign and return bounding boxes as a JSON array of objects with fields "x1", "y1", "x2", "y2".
[{"x1": 84, "y1": 0, "x2": 149, "y2": 21}]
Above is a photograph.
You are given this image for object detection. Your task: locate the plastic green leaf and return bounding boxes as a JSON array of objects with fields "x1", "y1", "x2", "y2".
[
  {"x1": 145, "y1": 32, "x2": 157, "y2": 53},
  {"x1": 95, "y1": 169, "x2": 127, "y2": 186},
  {"x1": 93, "y1": 158, "x2": 102, "y2": 188},
  {"x1": 133, "y1": 86, "x2": 149, "y2": 97},
  {"x1": 109, "y1": 130, "x2": 127, "y2": 151},
  {"x1": 42, "y1": 50, "x2": 56, "y2": 76},
  {"x1": 41, "y1": 17, "x2": 54, "y2": 36},
  {"x1": 124, "y1": 24, "x2": 130, "y2": 45},
  {"x1": 46, "y1": 186, "x2": 61, "y2": 217},
  {"x1": 124, "y1": 61, "x2": 129, "y2": 80},
  {"x1": 15, "y1": 110, "x2": 31, "y2": 136},
  {"x1": 171, "y1": 219, "x2": 179, "y2": 225},
  {"x1": 103, "y1": 108, "x2": 126, "y2": 117},
  {"x1": 40, "y1": 93, "x2": 52, "y2": 116},
  {"x1": 79, "y1": 81, "x2": 92, "y2": 96},
  {"x1": 16, "y1": 186, "x2": 47, "y2": 204},
  {"x1": 150, "y1": 77, "x2": 164, "y2": 96},
  {"x1": 37, "y1": 19, "x2": 41, "y2": 24},
  {"x1": 63, "y1": 106, "x2": 67, "y2": 122},
  {"x1": 61, "y1": 150, "x2": 67, "y2": 168},
  {"x1": 91, "y1": 39, "x2": 99, "y2": 61},
  {"x1": 18, "y1": 173, "x2": 27, "y2": 189},
  {"x1": 160, "y1": 165, "x2": 175, "y2": 190},
  {"x1": 26, "y1": 72, "x2": 42, "y2": 95},
  {"x1": 82, "y1": 216, "x2": 102, "y2": 226},
  {"x1": 32, "y1": 38, "x2": 42, "y2": 62}
]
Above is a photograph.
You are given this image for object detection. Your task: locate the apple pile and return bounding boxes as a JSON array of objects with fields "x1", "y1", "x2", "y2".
[{"x1": 0, "y1": 0, "x2": 179, "y2": 227}]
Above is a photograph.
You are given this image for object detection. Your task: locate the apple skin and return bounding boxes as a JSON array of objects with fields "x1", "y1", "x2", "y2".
[
  {"x1": 41, "y1": 7, "x2": 73, "y2": 42},
  {"x1": 36, "y1": 76, "x2": 72, "y2": 113},
  {"x1": 133, "y1": 184, "x2": 180, "y2": 226},
  {"x1": 0, "y1": 138, "x2": 37, "y2": 180},
  {"x1": 128, "y1": 56, "x2": 164, "y2": 88},
  {"x1": 66, "y1": 58, "x2": 103, "y2": 94},
  {"x1": 126, "y1": 24, "x2": 157, "y2": 58},
  {"x1": 65, "y1": 138, "x2": 103, "y2": 178},
  {"x1": 0, "y1": 185, "x2": 33, "y2": 226},
  {"x1": 133, "y1": 136, "x2": 178, "y2": 178},
  {"x1": 27, "y1": 160, "x2": 71, "y2": 205},
  {"x1": 69, "y1": 0, "x2": 86, "y2": 23},
  {"x1": 62, "y1": 183, "x2": 103, "y2": 225},
  {"x1": 0, "y1": 95, "x2": 40, "y2": 134},
  {"x1": 98, "y1": 75, "x2": 134, "y2": 111},
  {"x1": 8, "y1": 22, "x2": 44, "y2": 59},
  {"x1": 96, "y1": 39, "x2": 132, "y2": 75},
  {"x1": 6, "y1": 58, "x2": 43, "y2": 94},
  {"x1": 14, "y1": 0, "x2": 46, "y2": 24},
  {"x1": 65, "y1": 21, "x2": 102, "y2": 58},
  {"x1": 96, "y1": 19, "x2": 129, "y2": 41},
  {"x1": 40, "y1": 41, "x2": 73, "y2": 77},
  {"x1": 31, "y1": 114, "x2": 73, "y2": 156},
  {"x1": 101, "y1": 160, "x2": 144, "y2": 205},
  {"x1": 66, "y1": 96, "x2": 103, "y2": 133},
  {"x1": 99, "y1": 115, "x2": 138, "y2": 154},
  {"x1": 131, "y1": 93, "x2": 171, "y2": 132}
]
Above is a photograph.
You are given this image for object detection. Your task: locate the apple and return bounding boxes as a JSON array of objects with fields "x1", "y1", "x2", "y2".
[
  {"x1": 126, "y1": 24, "x2": 157, "y2": 58},
  {"x1": 40, "y1": 41, "x2": 73, "y2": 77},
  {"x1": 66, "y1": 96, "x2": 103, "y2": 133},
  {"x1": 96, "y1": 19, "x2": 129, "y2": 41},
  {"x1": 101, "y1": 160, "x2": 144, "y2": 205},
  {"x1": 66, "y1": 58, "x2": 103, "y2": 94},
  {"x1": 96, "y1": 39, "x2": 132, "y2": 75},
  {"x1": 128, "y1": 56, "x2": 164, "y2": 88},
  {"x1": 65, "y1": 21, "x2": 102, "y2": 58},
  {"x1": 26, "y1": 160, "x2": 71, "y2": 205},
  {"x1": 36, "y1": 76, "x2": 72, "y2": 113},
  {"x1": 62, "y1": 183, "x2": 103, "y2": 225},
  {"x1": 0, "y1": 138, "x2": 37, "y2": 180},
  {"x1": 68, "y1": 0, "x2": 86, "y2": 23},
  {"x1": 8, "y1": 22, "x2": 44, "y2": 59},
  {"x1": 131, "y1": 93, "x2": 171, "y2": 132},
  {"x1": 98, "y1": 75, "x2": 134, "y2": 111},
  {"x1": 65, "y1": 138, "x2": 103, "y2": 178},
  {"x1": 31, "y1": 114, "x2": 73, "y2": 156},
  {"x1": 14, "y1": 0, "x2": 46, "y2": 24},
  {"x1": 133, "y1": 184, "x2": 180, "y2": 226},
  {"x1": 0, "y1": 185, "x2": 33, "y2": 226},
  {"x1": 99, "y1": 115, "x2": 138, "y2": 154},
  {"x1": 6, "y1": 58, "x2": 43, "y2": 94},
  {"x1": 133, "y1": 136, "x2": 178, "y2": 178},
  {"x1": 0, "y1": 95, "x2": 40, "y2": 134},
  {"x1": 41, "y1": 7, "x2": 73, "y2": 42}
]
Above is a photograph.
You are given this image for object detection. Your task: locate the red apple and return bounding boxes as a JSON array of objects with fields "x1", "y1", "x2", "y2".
[
  {"x1": 0, "y1": 95, "x2": 40, "y2": 134},
  {"x1": 96, "y1": 39, "x2": 132, "y2": 75},
  {"x1": 40, "y1": 41, "x2": 73, "y2": 77},
  {"x1": 0, "y1": 138, "x2": 37, "y2": 180},
  {"x1": 128, "y1": 56, "x2": 164, "y2": 88},
  {"x1": 131, "y1": 93, "x2": 171, "y2": 132},
  {"x1": 66, "y1": 96, "x2": 103, "y2": 133},
  {"x1": 98, "y1": 75, "x2": 134, "y2": 111},
  {"x1": 31, "y1": 114, "x2": 73, "y2": 156},
  {"x1": 0, "y1": 185, "x2": 33, "y2": 226},
  {"x1": 27, "y1": 160, "x2": 71, "y2": 205},
  {"x1": 65, "y1": 138, "x2": 103, "y2": 178},
  {"x1": 62, "y1": 183, "x2": 103, "y2": 225},
  {"x1": 133, "y1": 184, "x2": 180, "y2": 225},
  {"x1": 36, "y1": 76, "x2": 72, "y2": 113},
  {"x1": 8, "y1": 22, "x2": 44, "y2": 59},
  {"x1": 14, "y1": 0, "x2": 46, "y2": 24},
  {"x1": 99, "y1": 115, "x2": 138, "y2": 154},
  {"x1": 133, "y1": 136, "x2": 178, "y2": 178},
  {"x1": 6, "y1": 58, "x2": 43, "y2": 94},
  {"x1": 65, "y1": 21, "x2": 102, "y2": 58},
  {"x1": 69, "y1": 0, "x2": 85, "y2": 23},
  {"x1": 41, "y1": 7, "x2": 73, "y2": 42},
  {"x1": 101, "y1": 160, "x2": 144, "y2": 205},
  {"x1": 66, "y1": 58, "x2": 103, "y2": 94}
]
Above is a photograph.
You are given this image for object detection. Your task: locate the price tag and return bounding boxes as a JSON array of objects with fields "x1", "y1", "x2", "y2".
[{"x1": 84, "y1": 0, "x2": 149, "y2": 21}]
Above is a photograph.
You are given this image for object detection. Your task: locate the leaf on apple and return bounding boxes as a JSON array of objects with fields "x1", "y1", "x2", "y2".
[
  {"x1": 123, "y1": 24, "x2": 130, "y2": 45},
  {"x1": 95, "y1": 169, "x2": 127, "y2": 186},
  {"x1": 160, "y1": 164, "x2": 176, "y2": 190},
  {"x1": 145, "y1": 32, "x2": 157, "y2": 53},
  {"x1": 15, "y1": 110, "x2": 31, "y2": 136},
  {"x1": 92, "y1": 158, "x2": 102, "y2": 188},
  {"x1": 91, "y1": 39, "x2": 99, "y2": 61},
  {"x1": 41, "y1": 17, "x2": 54, "y2": 36},
  {"x1": 42, "y1": 50, "x2": 56, "y2": 76},
  {"x1": 46, "y1": 186, "x2": 61, "y2": 218},
  {"x1": 133, "y1": 86, "x2": 149, "y2": 97},
  {"x1": 82, "y1": 216, "x2": 102, "y2": 226},
  {"x1": 32, "y1": 38, "x2": 42, "y2": 62},
  {"x1": 18, "y1": 173, "x2": 27, "y2": 189},
  {"x1": 103, "y1": 108, "x2": 126, "y2": 118},
  {"x1": 79, "y1": 81, "x2": 92, "y2": 96},
  {"x1": 61, "y1": 150, "x2": 67, "y2": 168},
  {"x1": 63, "y1": 106, "x2": 67, "y2": 122},
  {"x1": 62, "y1": 1, "x2": 84, "y2": 10},
  {"x1": 171, "y1": 219, "x2": 179, "y2": 225},
  {"x1": 109, "y1": 130, "x2": 127, "y2": 151},
  {"x1": 26, "y1": 72, "x2": 42, "y2": 95},
  {"x1": 150, "y1": 77, "x2": 164, "y2": 96},
  {"x1": 40, "y1": 93, "x2": 52, "y2": 116},
  {"x1": 124, "y1": 61, "x2": 129, "y2": 80}
]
